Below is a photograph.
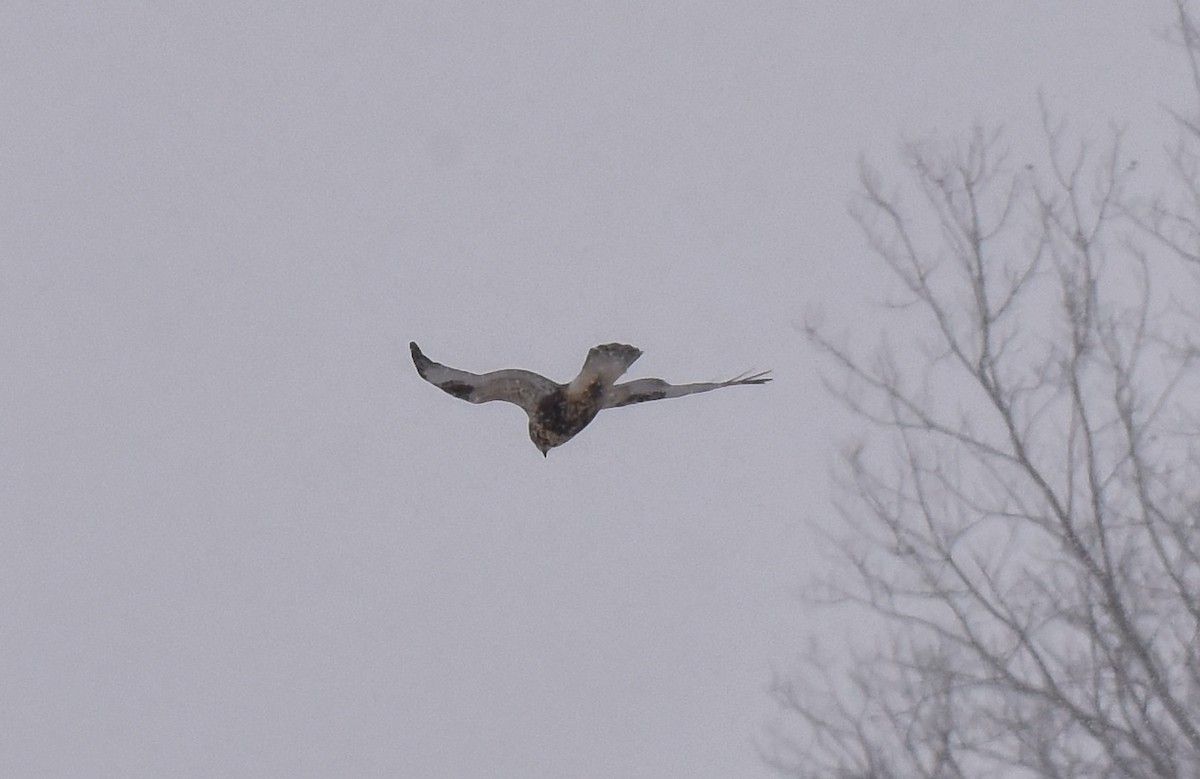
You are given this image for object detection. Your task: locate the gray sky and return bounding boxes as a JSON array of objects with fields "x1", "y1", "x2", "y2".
[{"x1": 1, "y1": 3, "x2": 1181, "y2": 777}]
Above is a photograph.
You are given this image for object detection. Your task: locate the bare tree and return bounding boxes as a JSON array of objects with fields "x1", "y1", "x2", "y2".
[{"x1": 771, "y1": 6, "x2": 1200, "y2": 777}]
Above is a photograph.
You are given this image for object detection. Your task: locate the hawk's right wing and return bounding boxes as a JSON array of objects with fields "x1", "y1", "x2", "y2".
[
  {"x1": 410, "y1": 342, "x2": 558, "y2": 415},
  {"x1": 603, "y1": 371, "x2": 771, "y2": 408}
]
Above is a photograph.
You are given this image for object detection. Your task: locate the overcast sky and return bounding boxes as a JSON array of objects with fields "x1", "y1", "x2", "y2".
[{"x1": 0, "y1": 3, "x2": 1185, "y2": 778}]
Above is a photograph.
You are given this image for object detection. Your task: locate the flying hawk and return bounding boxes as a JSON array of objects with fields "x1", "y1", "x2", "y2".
[{"x1": 410, "y1": 341, "x2": 771, "y2": 456}]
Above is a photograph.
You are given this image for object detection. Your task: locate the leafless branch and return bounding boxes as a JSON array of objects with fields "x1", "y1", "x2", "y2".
[{"x1": 772, "y1": 8, "x2": 1200, "y2": 774}]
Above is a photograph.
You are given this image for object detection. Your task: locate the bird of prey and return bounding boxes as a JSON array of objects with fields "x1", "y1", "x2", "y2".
[{"x1": 410, "y1": 341, "x2": 771, "y2": 456}]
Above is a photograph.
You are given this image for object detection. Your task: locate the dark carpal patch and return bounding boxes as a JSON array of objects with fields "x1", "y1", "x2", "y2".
[
  {"x1": 626, "y1": 391, "x2": 667, "y2": 404},
  {"x1": 439, "y1": 381, "x2": 474, "y2": 400}
]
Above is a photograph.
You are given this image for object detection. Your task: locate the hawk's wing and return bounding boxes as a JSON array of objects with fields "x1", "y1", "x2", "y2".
[
  {"x1": 410, "y1": 342, "x2": 559, "y2": 415},
  {"x1": 603, "y1": 371, "x2": 771, "y2": 408}
]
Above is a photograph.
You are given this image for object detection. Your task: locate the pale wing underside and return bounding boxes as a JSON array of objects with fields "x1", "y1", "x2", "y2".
[
  {"x1": 410, "y1": 342, "x2": 558, "y2": 415},
  {"x1": 603, "y1": 371, "x2": 772, "y2": 409}
]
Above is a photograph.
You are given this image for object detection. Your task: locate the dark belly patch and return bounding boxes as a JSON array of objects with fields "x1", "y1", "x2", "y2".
[{"x1": 534, "y1": 385, "x2": 600, "y2": 438}]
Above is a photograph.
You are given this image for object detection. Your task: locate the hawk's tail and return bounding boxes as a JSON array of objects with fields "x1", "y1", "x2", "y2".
[{"x1": 577, "y1": 343, "x2": 642, "y2": 387}]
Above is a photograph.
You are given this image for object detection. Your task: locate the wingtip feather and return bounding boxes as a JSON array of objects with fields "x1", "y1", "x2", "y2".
[
  {"x1": 732, "y1": 370, "x2": 772, "y2": 385},
  {"x1": 409, "y1": 341, "x2": 431, "y2": 375}
]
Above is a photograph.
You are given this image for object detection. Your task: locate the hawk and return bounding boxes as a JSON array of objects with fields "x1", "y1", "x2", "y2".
[{"x1": 410, "y1": 341, "x2": 771, "y2": 456}]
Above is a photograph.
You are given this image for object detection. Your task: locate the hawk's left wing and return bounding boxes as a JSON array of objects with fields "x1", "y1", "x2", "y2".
[
  {"x1": 603, "y1": 371, "x2": 771, "y2": 408},
  {"x1": 410, "y1": 342, "x2": 558, "y2": 415}
]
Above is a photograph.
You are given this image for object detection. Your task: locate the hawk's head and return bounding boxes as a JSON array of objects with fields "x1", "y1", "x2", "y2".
[
  {"x1": 530, "y1": 431, "x2": 553, "y2": 457},
  {"x1": 528, "y1": 422, "x2": 559, "y2": 458}
]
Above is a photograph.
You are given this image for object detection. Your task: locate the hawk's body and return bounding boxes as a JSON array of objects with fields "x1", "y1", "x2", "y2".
[{"x1": 410, "y1": 341, "x2": 770, "y2": 456}]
